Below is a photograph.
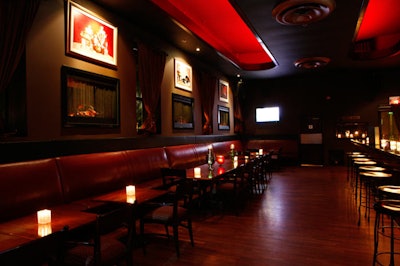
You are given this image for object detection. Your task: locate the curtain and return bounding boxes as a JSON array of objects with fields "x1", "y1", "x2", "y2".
[
  {"x1": 198, "y1": 71, "x2": 216, "y2": 135},
  {"x1": 0, "y1": 0, "x2": 40, "y2": 132},
  {"x1": 232, "y1": 78, "x2": 244, "y2": 134},
  {"x1": 137, "y1": 42, "x2": 166, "y2": 134}
]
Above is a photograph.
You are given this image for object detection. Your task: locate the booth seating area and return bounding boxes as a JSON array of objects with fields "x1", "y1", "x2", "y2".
[
  {"x1": 0, "y1": 139, "x2": 285, "y2": 264},
  {"x1": 0, "y1": 140, "x2": 246, "y2": 224}
]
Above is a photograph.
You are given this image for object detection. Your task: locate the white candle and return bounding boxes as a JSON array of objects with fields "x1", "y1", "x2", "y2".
[
  {"x1": 37, "y1": 209, "x2": 51, "y2": 224},
  {"x1": 234, "y1": 156, "x2": 238, "y2": 162},
  {"x1": 38, "y1": 223, "x2": 52, "y2": 237},
  {"x1": 230, "y1": 144, "x2": 235, "y2": 150},
  {"x1": 126, "y1": 195, "x2": 136, "y2": 204},
  {"x1": 126, "y1": 185, "x2": 136, "y2": 196},
  {"x1": 194, "y1": 167, "x2": 201, "y2": 178},
  {"x1": 259, "y1": 148, "x2": 263, "y2": 155}
]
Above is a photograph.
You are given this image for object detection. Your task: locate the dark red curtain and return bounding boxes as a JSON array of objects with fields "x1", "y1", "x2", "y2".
[
  {"x1": 232, "y1": 79, "x2": 244, "y2": 134},
  {"x1": 0, "y1": 0, "x2": 40, "y2": 132},
  {"x1": 137, "y1": 42, "x2": 166, "y2": 134},
  {"x1": 198, "y1": 71, "x2": 216, "y2": 135}
]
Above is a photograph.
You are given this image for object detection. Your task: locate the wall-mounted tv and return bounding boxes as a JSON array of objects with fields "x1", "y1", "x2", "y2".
[{"x1": 256, "y1": 106, "x2": 280, "y2": 122}]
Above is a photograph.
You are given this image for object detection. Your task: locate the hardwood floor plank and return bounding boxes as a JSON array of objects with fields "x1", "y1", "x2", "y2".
[{"x1": 132, "y1": 166, "x2": 394, "y2": 265}]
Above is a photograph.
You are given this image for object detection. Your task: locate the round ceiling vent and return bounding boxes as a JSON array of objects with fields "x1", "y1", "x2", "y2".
[
  {"x1": 272, "y1": 0, "x2": 336, "y2": 26},
  {"x1": 294, "y1": 57, "x2": 331, "y2": 69}
]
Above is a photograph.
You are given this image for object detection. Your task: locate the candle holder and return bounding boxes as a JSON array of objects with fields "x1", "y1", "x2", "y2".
[
  {"x1": 216, "y1": 155, "x2": 225, "y2": 165},
  {"x1": 207, "y1": 153, "x2": 215, "y2": 170}
]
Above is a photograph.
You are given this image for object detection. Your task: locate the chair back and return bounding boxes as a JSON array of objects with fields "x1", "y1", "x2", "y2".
[
  {"x1": 173, "y1": 180, "x2": 194, "y2": 216},
  {"x1": 161, "y1": 168, "x2": 187, "y2": 189},
  {"x1": 93, "y1": 202, "x2": 136, "y2": 266}
]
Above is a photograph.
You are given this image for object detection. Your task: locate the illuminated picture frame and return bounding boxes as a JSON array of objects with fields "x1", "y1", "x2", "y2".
[
  {"x1": 218, "y1": 105, "x2": 230, "y2": 130},
  {"x1": 172, "y1": 93, "x2": 194, "y2": 129},
  {"x1": 61, "y1": 65, "x2": 120, "y2": 127},
  {"x1": 174, "y1": 59, "x2": 192, "y2": 91},
  {"x1": 219, "y1": 80, "x2": 229, "y2": 103},
  {"x1": 66, "y1": 0, "x2": 118, "y2": 68}
]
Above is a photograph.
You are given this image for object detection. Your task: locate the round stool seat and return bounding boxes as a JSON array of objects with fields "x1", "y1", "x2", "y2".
[
  {"x1": 378, "y1": 185, "x2": 400, "y2": 200},
  {"x1": 373, "y1": 200, "x2": 400, "y2": 266},
  {"x1": 359, "y1": 171, "x2": 392, "y2": 178},
  {"x1": 359, "y1": 166, "x2": 387, "y2": 172}
]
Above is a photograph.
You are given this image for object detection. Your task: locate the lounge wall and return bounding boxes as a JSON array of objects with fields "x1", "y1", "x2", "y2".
[{"x1": 23, "y1": 0, "x2": 234, "y2": 141}]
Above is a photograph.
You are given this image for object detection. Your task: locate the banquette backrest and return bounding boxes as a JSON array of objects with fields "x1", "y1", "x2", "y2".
[
  {"x1": 164, "y1": 144, "x2": 200, "y2": 169},
  {"x1": 56, "y1": 151, "x2": 132, "y2": 203},
  {"x1": 124, "y1": 147, "x2": 169, "y2": 187},
  {"x1": 0, "y1": 158, "x2": 64, "y2": 222},
  {"x1": 212, "y1": 140, "x2": 243, "y2": 156}
]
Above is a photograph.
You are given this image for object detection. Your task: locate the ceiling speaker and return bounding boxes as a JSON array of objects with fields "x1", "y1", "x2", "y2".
[
  {"x1": 294, "y1": 57, "x2": 331, "y2": 69},
  {"x1": 272, "y1": 0, "x2": 336, "y2": 26}
]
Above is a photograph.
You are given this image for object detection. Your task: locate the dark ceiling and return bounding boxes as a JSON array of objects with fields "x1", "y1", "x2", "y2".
[{"x1": 91, "y1": 0, "x2": 400, "y2": 79}]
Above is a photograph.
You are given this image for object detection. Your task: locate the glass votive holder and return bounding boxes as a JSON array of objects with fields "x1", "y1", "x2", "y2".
[
  {"x1": 37, "y1": 209, "x2": 51, "y2": 224},
  {"x1": 216, "y1": 155, "x2": 225, "y2": 165},
  {"x1": 126, "y1": 185, "x2": 136, "y2": 196},
  {"x1": 38, "y1": 223, "x2": 52, "y2": 237},
  {"x1": 126, "y1": 195, "x2": 136, "y2": 204},
  {"x1": 259, "y1": 148, "x2": 263, "y2": 155},
  {"x1": 194, "y1": 167, "x2": 201, "y2": 178}
]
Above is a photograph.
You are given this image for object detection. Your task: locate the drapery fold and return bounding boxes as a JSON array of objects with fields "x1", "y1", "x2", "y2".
[
  {"x1": 0, "y1": 0, "x2": 40, "y2": 132},
  {"x1": 137, "y1": 42, "x2": 166, "y2": 134},
  {"x1": 197, "y1": 71, "x2": 216, "y2": 135},
  {"x1": 232, "y1": 79, "x2": 244, "y2": 134}
]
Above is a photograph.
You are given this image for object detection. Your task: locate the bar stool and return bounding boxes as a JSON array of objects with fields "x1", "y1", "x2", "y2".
[
  {"x1": 358, "y1": 171, "x2": 392, "y2": 225},
  {"x1": 378, "y1": 186, "x2": 400, "y2": 200},
  {"x1": 347, "y1": 152, "x2": 366, "y2": 182},
  {"x1": 373, "y1": 199, "x2": 400, "y2": 266},
  {"x1": 353, "y1": 159, "x2": 377, "y2": 203}
]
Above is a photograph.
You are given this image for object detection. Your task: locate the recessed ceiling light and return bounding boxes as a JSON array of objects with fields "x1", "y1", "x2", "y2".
[{"x1": 196, "y1": 47, "x2": 200, "y2": 52}]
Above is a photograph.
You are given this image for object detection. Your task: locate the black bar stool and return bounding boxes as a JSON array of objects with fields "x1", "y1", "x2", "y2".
[
  {"x1": 373, "y1": 199, "x2": 400, "y2": 266},
  {"x1": 358, "y1": 171, "x2": 392, "y2": 225}
]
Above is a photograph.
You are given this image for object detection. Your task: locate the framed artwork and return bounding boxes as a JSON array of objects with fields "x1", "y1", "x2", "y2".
[
  {"x1": 61, "y1": 65, "x2": 120, "y2": 127},
  {"x1": 66, "y1": 0, "x2": 118, "y2": 68},
  {"x1": 218, "y1": 105, "x2": 230, "y2": 130},
  {"x1": 174, "y1": 59, "x2": 192, "y2": 91},
  {"x1": 219, "y1": 80, "x2": 229, "y2": 102},
  {"x1": 172, "y1": 93, "x2": 194, "y2": 129}
]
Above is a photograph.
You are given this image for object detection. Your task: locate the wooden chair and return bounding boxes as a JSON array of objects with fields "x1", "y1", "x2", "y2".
[
  {"x1": 161, "y1": 167, "x2": 187, "y2": 190},
  {"x1": 63, "y1": 202, "x2": 136, "y2": 266},
  {"x1": 215, "y1": 166, "x2": 248, "y2": 215},
  {"x1": 140, "y1": 179, "x2": 194, "y2": 257}
]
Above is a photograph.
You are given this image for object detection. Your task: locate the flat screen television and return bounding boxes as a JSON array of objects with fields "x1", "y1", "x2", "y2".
[{"x1": 256, "y1": 106, "x2": 280, "y2": 122}]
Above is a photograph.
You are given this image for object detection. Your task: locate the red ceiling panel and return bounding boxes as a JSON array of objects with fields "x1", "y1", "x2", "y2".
[
  {"x1": 356, "y1": 0, "x2": 400, "y2": 41},
  {"x1": 151, "y1": 0, "x2": 276, "y2": 70}
]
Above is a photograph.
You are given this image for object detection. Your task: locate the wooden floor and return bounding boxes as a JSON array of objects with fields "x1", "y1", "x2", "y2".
[{"x1": 132, "y1": 165, "x2": 396, "y2": 265}]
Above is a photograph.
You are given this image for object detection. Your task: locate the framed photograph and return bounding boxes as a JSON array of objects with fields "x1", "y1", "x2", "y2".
[
  {"x1": 172, "y1": 93, "x2": 194, "y2": 129},
  {"x1": 218, "y1": 105, "x2": 230, "y2": 130},
  {"x1": 219, "y1": 80, "x2": 229, "y2": 103},
  {"x1": 61, "y1": 65, "x2": 120, "y2": 127},
  {"x1": 174, "y1": 59, "x2": 192, "y2": 91},
  {"x1": 66, "y1": 0, "x2": 118, "y2": 68}
]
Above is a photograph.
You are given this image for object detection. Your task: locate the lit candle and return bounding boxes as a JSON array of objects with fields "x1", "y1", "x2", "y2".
[
  {"x1": 216, "y1": 155, "x2": 225, "y2": 165},
  {"x1": 194, "y1": 167, "x2": 201, "y2": 178},
  {"x1": 126, "y1": 185, "x2": 136, "y2": 196},
  {"x1": 245, "y1": 155, "x2": 249, "y2": 163},
  {"x1": 230, "y1": 144, "x2": 235, "y2": 150},
  {"x1": 259, "y1": 148, "x2": 263, "y2": 155},
  {"x1": 37, "y1": 209, "x2": 51, "y2": 224},
  {"x1": 234, "y1": 156, "x2": 238, "y2": 162},
  {"x1": 38, "y1": 223, "x2": 52, "y2": 237},
  {"x1": 126, "y1": 195, "x2": 136, "y2": 204}
]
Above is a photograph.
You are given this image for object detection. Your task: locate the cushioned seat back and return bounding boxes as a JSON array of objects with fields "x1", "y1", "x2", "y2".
[
  {"x1": 212, "y1": 140, "x2": 243, "y2": 156},
  {"x1": 124, "y1": 147, "x2": 169, "y2": 185},
  {"x1": 164, "y1": 144, "x2": 199, "y2": 169},
  {"x1": 0, "y1": 158, "x2": 63, "y2": 222},
  {"x1": 57, "y1": 151, "x2": 131, "y2": 203}
]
